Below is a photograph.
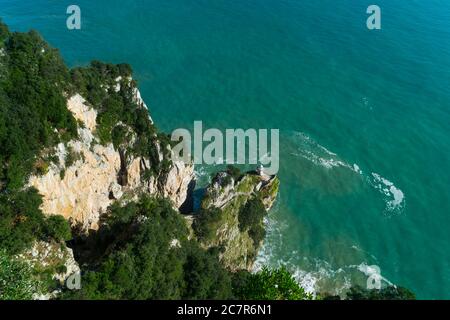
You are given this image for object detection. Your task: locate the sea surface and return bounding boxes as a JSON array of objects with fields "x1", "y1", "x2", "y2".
[{"x1": 1, "y1": 0, "x2": 449, "y2": 299}]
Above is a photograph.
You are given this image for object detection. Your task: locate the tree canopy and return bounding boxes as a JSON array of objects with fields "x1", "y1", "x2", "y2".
[
  {"x1": 232, "y1": 267, "x2": 312, "y2": 300},
  {"x1": 64, "y1": 196, "x2": 233, "y2": 300}
]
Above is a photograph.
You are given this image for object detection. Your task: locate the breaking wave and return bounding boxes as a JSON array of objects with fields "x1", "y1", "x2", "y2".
[
  {"x1": 290, "y1": 132, "x2": 359, "y2": 171},
  {"x1": 254, "y1": 211, "x2": 388, "y2": 297},
  {"x1": 289, "y1": 131, "x2": 405, "y2": 214}
]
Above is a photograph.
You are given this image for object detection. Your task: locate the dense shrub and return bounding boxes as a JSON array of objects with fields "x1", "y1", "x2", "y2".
[
  {"x1": 44, "y1": 215, "x2": 72, "y2": 242},
  {"x1": 182, "y1": 245, "x2": 232, "y2": 299},
  {"x1": 192, "y1": 207, "x2": 223, "y2": 242},
  {"x1": 226, "y1": 165, "x2": 242, "y2": 181},
  {"x1": 0, "y1": 188, "x2": 46, "y2": 254},
  {"x1": 64, "y1": 196, "x2": 233, "y2": 300},
  {"x1": 238, "y1": 197, "x2": 265, "y2": 231},
  {"x1": 0, "y1": 249, "x2": 41, "y2": 300},
  {"x1": 0, "y1": 188, "x2": 71, "y2": 255},
  {"x1": 238, "y1": 197, "x2": 267, "y2": 245},
  {"x1": 0, "y1": 20, "x2": 9, "y2": 41},
  {"x1": 0, "y1": 24, "x2": 77, "y2": 190},
  {"x1": 345, "y1": 285, "x2": 416, "y2": 300},
  {"x1": 64, "y1": 146, "x2": 82, "y2": 168},
  {"x1": 233, "y1": 267, "x2": 312, "y2": 300}
]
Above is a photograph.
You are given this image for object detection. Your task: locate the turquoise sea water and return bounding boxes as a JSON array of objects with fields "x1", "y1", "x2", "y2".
[{"x1": 1, "y1": 0, "x2": 449, "y2": 299}]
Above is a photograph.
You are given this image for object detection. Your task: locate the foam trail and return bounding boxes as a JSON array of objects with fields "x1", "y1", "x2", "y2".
[
  {"x1": 290, "y1": 131, "x2": 362, "y2": 173},
  {"x1": 370, "y1": 173, "x2": 405, "y2": 213},
  {"x1": 290, "y1": 131, "x2": 405, "y2": 214},
  {"x1": 254, "y1": 131, "x2": 405, "y2": 295},
  {"x1": 254, "y1": 208, "x2": 352, "y2": 297}
]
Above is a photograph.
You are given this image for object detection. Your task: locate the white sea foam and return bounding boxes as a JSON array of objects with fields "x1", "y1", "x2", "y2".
[
  {"x1": 291, "y1": 131, "x2": 405, "y2": 214},
  {"x1": 291, "y1": 131, "x2": 362, "y2": 174},
  {"x1": 292, "y1": 270, "x2": 318, "y2": 294},
  {"x1": 353, "y1": 164, "x2": 363, "y2": 175},
  {"x1": 194, "y1": 166, "x2": 207, "y2": 180},
  {"x1": 254, "y1": 209, "x2": 353, "y2": 297},
  {"x1": 355, "y1": 262, "x2": 394, "y2": 287},
  {"x1": 253, "y1": 131, "x2": 405, "y2": 295},
  {"x1": 370, "y1": 173, "x2": 405, "y2": 213}
]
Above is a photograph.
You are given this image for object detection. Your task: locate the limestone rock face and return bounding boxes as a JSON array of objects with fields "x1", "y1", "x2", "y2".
[
  {"x1": 28, "y1": 93, "x2": 194, "y2": 231},
  {"x1": 160, "y1": 159, "x2": 195, "y2": 209},
  {"x1": 67, "y1": 94, "x2": 98, "y2": 132},
  {"x1": 28, "y1": 127, "x2": 122, "y2": 231}
]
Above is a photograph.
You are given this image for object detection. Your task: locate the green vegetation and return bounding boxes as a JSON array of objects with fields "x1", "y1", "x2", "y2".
[
  {"x1": 70, "y1": 60, "x2": 171, "y2": 177},
  {"x1": 238, "y1": 197, "x2": 267, "y2": 246},
  {"x1": 0, "y1": 22, "x2": 415, "y2": 301},
  {"x1": 226, "y1": 165, "x2": 242, "y2": 181},
  {"x1": 192, "y1": 207, "x2": 223, "y2": 242},
  {"x1": 233, "y1": 267, "x2": 312, "y2": 300},
  {"x1": 64, "y1": 196, "x2": 313, "y2": 300},
  {"x1": 64, "y1": 196, "x2": 233, "y2": 300},
  {"x1": 0, "y1": 20, "x2": 77, "y2": 190},
  {"x1": 0, "y1": 250, "x2": 42, "y2": 300},
  {"x1": 64, "y1": 145, "x2": 82, "y2": 167},
  {"x1": 320, "y1": 285, "x2": 416, "y2": 300},
  {"x1": 345, "y1": 285, "x2": 416, "y2": 300},
  {"x1": 221, "y1": 165, "x2": 243, "y2": 186},
  {"x1": 0, "y1": 20, "x2": 9, "y2": 41},
  {"x1": 44, "y1": 215, "x2": 72, "y2": 242},
  {"x1": 0, "y1": 188, "x2": 71, "y2": 255},
  {"x1": 0, "y1": 23, "x2": 74, "y2": 290}
]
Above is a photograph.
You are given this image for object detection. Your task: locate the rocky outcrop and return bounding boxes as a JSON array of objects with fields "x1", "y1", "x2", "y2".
[
  {"x1": 28, "y1": 93, "x2": 194, "y2": 232},
  {"x1": 16, "y1": 240, "x2": 80, "y2": 300},
  {"x1": 27, "y1": 81, "x2": 278, "y2": 283},
  {"x1": 198, "y1": 171, "x2": 280, "y2": 271},
  {"x1": 66, "y1": 94, "x2": 97, "y2": 131}
]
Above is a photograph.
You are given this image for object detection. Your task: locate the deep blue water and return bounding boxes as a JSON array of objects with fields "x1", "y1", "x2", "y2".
[{"x1": 1, "y1": 0, "x2": 449, "y2": 298}]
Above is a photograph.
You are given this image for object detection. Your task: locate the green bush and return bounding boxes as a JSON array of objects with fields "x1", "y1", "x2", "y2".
[
  {"x1": 182, "y1": 245, "x2": 232, "y2": 299},
  {"x1": 44, "y1": 215, "x2": 72, "y2": 242},
  {"x1": 0, "y1": 188, "x2": 46, "y2": 254},
  {"x1": 345, "y1": 285, "x2": 416, "y2": 300},
  {"x1": 248, "y1": 224, "x2": 266, "y2": 246},
  {"x1": 238, "y1": 198, "x2": 265, "y2": 231},
  {"x1": 0, "y1": 20, "x2": 9, "y2": 41},
  {"x1": 65, "y1": 146, "x2": 82, "y2": 168},
  {"x1": 0, "y1": 27, "x2": 77, "y2": 190},
  {"x1": 0, "y1": 188, "x2": 72, "y2": 255},
  {"x1": 238, "y1": 197, "x2": 267, "y2": 245},
  {"x1": 0, "y1": 250, "x2": 41, "y2": 300},
  {"x1": 192, "y1": 207, "x2": 223, "y2": 242},
  {"x1": 63, "y1": 196, "x2": 232, "y2": 300},
  {"x1": 233, "y1": 267, "x2": 312, "y2": 300},
  {"x1": 59, "y1": 169, "x2": 66, "y2": 180},
  {"x1": 226, "y1": 165, "x2": 242, "y2": 181}
]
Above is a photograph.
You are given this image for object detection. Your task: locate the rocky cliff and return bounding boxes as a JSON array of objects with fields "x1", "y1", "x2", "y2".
[
  {"x1": 194, "y1": 170, "x2": 280, "y2": 271},
  {"x1": 28, "y1": 92, "x2": 194, "y2": 232},
  {"x1": 26, "y1": 73, "x2": 278, "y2": 292}
]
